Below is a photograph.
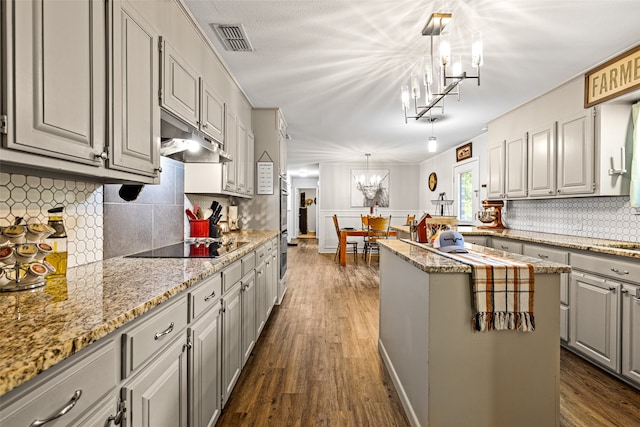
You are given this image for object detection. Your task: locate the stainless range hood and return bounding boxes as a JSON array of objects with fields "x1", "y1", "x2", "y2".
[{"x1": 160, "y1": 110, "x2": 232, "y2": 163}]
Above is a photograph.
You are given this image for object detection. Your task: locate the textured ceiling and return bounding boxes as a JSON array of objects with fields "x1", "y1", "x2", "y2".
[{"x1": 184, "y1": 0, "x2": 640, "y2": 177}]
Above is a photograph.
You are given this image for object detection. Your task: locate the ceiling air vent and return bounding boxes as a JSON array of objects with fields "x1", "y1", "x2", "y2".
[{"x1": 211, "y1": 23, "x2": 254, "y2": 52}]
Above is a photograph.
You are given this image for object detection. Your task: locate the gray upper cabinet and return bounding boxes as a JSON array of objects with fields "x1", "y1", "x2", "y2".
[
  {"x1": 8, "y1": 0, "x2": 106, "y2": 165},
  {"x1": 486, "y1": 142, "x2": 505, "y2": 199},
  {"x1": 160, "y1": 38, "x2": 200, "y2": 127},
  {"x1": 110, "y1": 0, "x2": 161, "y2": 177},
  {"x1": 200, "y1": 79, "x2": 225, "y2": 144},
  {"x1": 557, "y1": 110, "x2": 594, "y2": 195},
  {"x1": 505, "y1": 134, "x2": 527, "y2": 198},
  {"x1": 223, "y1": 110, "x2": 238, "y2": 192},
  {"x1": 528, "y1": 122, "x2": 557, "y2": 197}
]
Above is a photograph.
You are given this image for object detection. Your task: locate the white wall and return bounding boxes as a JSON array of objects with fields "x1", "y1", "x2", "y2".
[
  {"x1": 419, "y1": 133, "x2": 488, "y2": 218},
  {"x1": 317, "y1": 162, "x2": 420, "y2": 253}
]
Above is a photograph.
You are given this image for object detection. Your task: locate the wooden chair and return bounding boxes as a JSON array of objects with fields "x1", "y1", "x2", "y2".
[
  {"x1": 366, "y1": 215, "x2": 391, "y2": 264},
  {"x1": 405, "y1": 214, "x2": 416, "y2": 225},
  {"x1": 361, "y1": 214, "x2": 371, "y2": 260},
  {"x1": 333, "y1": 214, "x2": 358, "y2": 264}
]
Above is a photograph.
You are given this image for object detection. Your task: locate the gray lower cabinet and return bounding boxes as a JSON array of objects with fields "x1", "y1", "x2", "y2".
[
  {"x1": 0, "y1": 340, "x2": 117, "y2": 426},
  {"x1": 122, "y1": 335, "x2": 189, "y2": 427},
  {"x1": 241, "y1": 270, "x2": 257, "y2": 367},
  {"x1": 622, "y1": 283, "x2": 640, "y2": 387},
  {"x1": 522, "y1": 243, "x2": 569, "y2": 341},
  {"x1": 221, "y1": 282, "x2": 242, "y2": 407},
  {"x1": 190, "y1": 300, "x2": 222, "y2": 427},
  {"x1": 569, "y1": 270, "x2": 620, "y2": 372}
]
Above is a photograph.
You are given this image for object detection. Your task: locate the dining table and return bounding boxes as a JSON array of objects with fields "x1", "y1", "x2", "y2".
[{"x1": 339, "y1": 228, "x2": 398, "y2": 266}]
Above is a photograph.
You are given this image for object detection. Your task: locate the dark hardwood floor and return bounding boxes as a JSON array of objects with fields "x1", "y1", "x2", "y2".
[{"x1": 217, "y1": 239, "x2": 640, "y2": 426}]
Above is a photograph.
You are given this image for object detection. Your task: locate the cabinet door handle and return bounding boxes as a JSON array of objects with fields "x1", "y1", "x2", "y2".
[
  {"x1": 609, "y1": 286, "x2": 617, "y2": 292},
  {"x1": 154, "y1": 322, "x2": 175, "y2": 340},
  {"x1": 105, "y1": 399, "x2": 126, "y2": 426},
  {"x1": 94, "y1": 152, "x2": 109, "y2": 161},
  {"x1": 537, "y1": 254, "x2": 549, "y2": 259},
  {"x1": 610, "y1": 267, "x2": 629, "y2": 275},
  {"x1": 622, "y1": 289, "x2": 629, "y2": 294},
  {"x1": 204, "y1": 290, "x2": 217, "y2": 302},
  {"x1": 30, "y1": 390, "x2": 82, "y2": 426}
]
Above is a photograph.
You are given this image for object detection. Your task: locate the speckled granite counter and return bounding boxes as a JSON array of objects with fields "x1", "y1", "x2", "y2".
[
  {"x1": 0, "y1": 230, "x2": 278, "y2": 396},
  {"x1": 378, "y1": 239, "x2": 571, "y2": 274},
  {"x1": 390, "y1": 225, "x2": 640, "y2": 259}
]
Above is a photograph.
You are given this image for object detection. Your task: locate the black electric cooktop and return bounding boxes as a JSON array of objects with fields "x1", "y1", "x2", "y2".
[{"x1": 126, "y1": 239, "x2": 249, "y2": 259}]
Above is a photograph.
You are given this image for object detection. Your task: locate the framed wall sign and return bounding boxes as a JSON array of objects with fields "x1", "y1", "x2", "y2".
[
  {"x1": 256, "y1": 161, "x2": 274, "y2": 194},
  {"x1": 585, "y1": 43, "x2": 640, "y2": 107},
  {"x1": 456, "y1": 142, "x2": 472, "y2": 162}
]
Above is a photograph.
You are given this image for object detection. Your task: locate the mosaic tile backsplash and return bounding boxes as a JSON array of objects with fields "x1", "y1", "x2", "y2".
[
  {"x1": 0, "y1": 173, "x2": 104, "y2": 267},
  {"x1": 506, "y1": 196, "x2": 639, "y2": 242}
]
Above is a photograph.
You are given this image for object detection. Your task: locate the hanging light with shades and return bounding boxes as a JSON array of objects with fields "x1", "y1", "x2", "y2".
[{"x1": 402, "y1": 12, "x2": 483, "y2": 123}]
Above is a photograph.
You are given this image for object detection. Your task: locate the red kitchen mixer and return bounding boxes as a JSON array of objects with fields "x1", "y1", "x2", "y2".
[{"x1": 476, "y1": 200, "x2": 506, "y2": 229}]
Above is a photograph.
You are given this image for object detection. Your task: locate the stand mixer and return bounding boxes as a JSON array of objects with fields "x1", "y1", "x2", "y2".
[{"x1": 476, "y1": 200, "x2": 506, "y2": 229}]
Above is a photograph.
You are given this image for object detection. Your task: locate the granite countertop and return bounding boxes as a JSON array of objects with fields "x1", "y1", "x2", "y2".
[
  {"x1": 379, "y1": 239, "x2": 572, "y2": 274},
  {"x1": 0, "y1": 230, "x2": 278, "y2": 397},
  {"x1": 389, "y1": 225, "x2": 640, "y2": 259}
]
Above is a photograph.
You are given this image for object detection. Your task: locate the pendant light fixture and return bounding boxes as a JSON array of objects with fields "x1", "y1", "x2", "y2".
[
  {"x1": 402, "y1": 12, "x2": 483, "y2": 123},
  {"x1": 428, "y1": 117, "x2": 437, "y2": 152}
]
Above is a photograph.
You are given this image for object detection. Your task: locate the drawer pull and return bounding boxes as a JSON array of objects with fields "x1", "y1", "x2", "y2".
[
  {"x1": 500, "y1": 245, "x2": 509, "y2": 250},
  {"x1": 105, "y1": 399, "x2": 126, "y2": 426},
  {"x1": 154, "y1": 322, "x2": 175, "y2": 340},
  {"x1": 622, "y1": 289, "x2": 629, "y2": 294},
  {"x1": 30, "y1": 389, "x2": 82, "y2": 426},
  {"x1": 204, "y1": 290, "x2": 217, "y2": 302},
  {"x1": 609, "y1": 286, "x2": 617, "y2": 292},
  {"x1": 537, "y1": 253, "x2": 549, "y2": 259},
  {"x1": 611, "y1": 267, "x2": 630, "y2": 275}
]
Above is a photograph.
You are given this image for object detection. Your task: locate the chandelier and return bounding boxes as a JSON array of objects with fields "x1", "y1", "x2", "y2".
[
  {"x1": 356, "y1": 154, "x2": 386, "y2": 200},
  {"x1": 402, "y1": 12, "x2": 483, "y2": 123}
]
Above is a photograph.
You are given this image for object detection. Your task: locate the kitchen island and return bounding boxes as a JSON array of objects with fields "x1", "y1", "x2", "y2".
[{"x1": 377, "y1": 239, "x2": 570, "y2": 427}]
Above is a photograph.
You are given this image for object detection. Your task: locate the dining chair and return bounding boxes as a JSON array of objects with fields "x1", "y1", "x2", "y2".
[
  {"x1": 333, "y1": 214, "x2": 358, "y2": 264},
  {"x1": 361, "y1": 214, "x2": 371, "y2": 260},
  {"x1": 366, "y1": 215, "x2": 391, "y2": 264},
  {"x1": 405, "y1": 214, "x2": 416, "y2": 225}
]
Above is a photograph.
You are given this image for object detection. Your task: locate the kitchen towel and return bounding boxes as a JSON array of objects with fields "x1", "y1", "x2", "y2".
[
  {"x1": 631, "y1": 101, "x2": 640, "y2": 209},
  {"x1": 439, "y1": 250, "x2": 535, "y2": 332}
]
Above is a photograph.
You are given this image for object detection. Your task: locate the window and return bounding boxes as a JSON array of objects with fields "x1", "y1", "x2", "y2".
[{"x1": 453, "y1": 159, "x2": 479, "y2": 224}]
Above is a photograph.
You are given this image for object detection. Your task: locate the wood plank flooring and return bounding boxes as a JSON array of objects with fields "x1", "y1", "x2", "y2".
[{"x1": 217, "y1": 239, "x2": 640, "y2": 426}]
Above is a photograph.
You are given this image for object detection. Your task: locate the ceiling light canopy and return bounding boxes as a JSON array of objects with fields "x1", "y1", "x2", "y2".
[{"x1": 402, "y1": 12, "x2": 483, "y2": 123}]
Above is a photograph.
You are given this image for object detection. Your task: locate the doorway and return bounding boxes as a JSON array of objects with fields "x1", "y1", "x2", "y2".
[
  {"x1": 297, "y1": 188, "x2": 317, "y2": 238},
  {"x1": 452, "y1": 159, "x2": 479, "y2": 225}
]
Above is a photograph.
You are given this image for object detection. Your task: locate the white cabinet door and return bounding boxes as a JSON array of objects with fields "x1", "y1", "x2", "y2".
[
  {"x1": 222, "y1": 282, "x2": 242, "y2": 406},
  {"x1": 622, "y1": 284, "x2": 640, "y2": 387},
  {"x1": 223, "y1": 110, "x2": 238, "y2": 192},
  {"x1": 10, "y1": 0, "x2": 106, "y2": 164},
  {"x1": 505, "y1": 134, "x2": 527, "y2": 198},
  {"x1": 265, "y1": 251, "x2": 276, "y2": 319},
  {"x1": 569, "y1": 271, "x2": 620, "y2": 372},
  {"x1": 557, "y1": 110, "x2": 594, "y2": 195},
  {"x1": 160, "y1": 38, "x2": 199, "y2": 127},
  {"x1": 487, "y1": 143, "x2": 505, "y2": 199},
  {"x1": 236, "y1": 119, "x2": 247, "y2": 194},
  {"x1": 191, "y1": 301, "x2": 222, "y2": 427},
  {"x1": 246, "y1": 130, "x2": 255, "y2": 196},
  {"x1": 123, "y1": 336, "x2": 189, "y2": 427},
  {"x1": 241, "y1": 271, "x2": 256, "y2": 367},
  {"x1": 110, "y1": 0, "x2": 160, "y2": 177},
  {"x1": 528, "y1": 123, "x2": 557, "y2": 197},
  {"x1": 200, "y1": 79, "x2": 225, "y2": 144}
]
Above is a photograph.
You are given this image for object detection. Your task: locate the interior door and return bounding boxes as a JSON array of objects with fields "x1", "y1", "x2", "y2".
[{"x1": 453, "y1": 159, "x2": 479, "y2": 224}]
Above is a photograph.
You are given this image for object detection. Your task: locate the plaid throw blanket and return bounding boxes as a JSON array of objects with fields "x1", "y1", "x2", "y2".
[{"x1": 442, "y1": 251, "x2": 535, "y2": 332}]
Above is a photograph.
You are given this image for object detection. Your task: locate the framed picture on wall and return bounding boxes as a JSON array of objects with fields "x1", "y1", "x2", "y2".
[
  {"x1": 350, "y1": 169, "x2": 390, "y2": 207},
  {"x1": 456, "y1": 143, "x2": 472, "y2": 162}
]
